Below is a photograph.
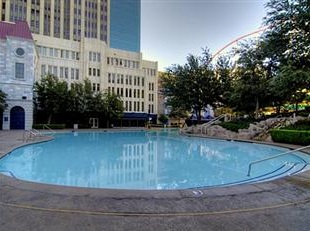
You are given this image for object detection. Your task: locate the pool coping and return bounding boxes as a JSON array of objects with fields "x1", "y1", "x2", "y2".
[
  {"x1": 1, "y1": 129, "x2": 310, "y2": 216},
  {"x1": 1, "y1": 129, "x2": 310, "y2": 193}
]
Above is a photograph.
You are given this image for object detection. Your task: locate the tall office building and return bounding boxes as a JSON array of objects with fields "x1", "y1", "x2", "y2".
[
  {"x1": 110, "y1": 0, "x2": 141, "y2": 52},
  {"x1": 0, "y1": 0, "x2": 158, "y2": 129},
  {"x1": 0, "y1": 0, "x2": 108, "y2": 42}
]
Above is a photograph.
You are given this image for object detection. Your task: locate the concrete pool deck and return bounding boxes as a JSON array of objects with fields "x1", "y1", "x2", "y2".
[{"x1": 1, "y1": 130, "x2": 310, "y2": 231}]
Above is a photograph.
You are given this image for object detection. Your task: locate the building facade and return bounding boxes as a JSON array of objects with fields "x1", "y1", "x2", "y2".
[
  {"x1": 110, "y1": 0, "x2": 141, "y2": 52},
  {"x1": 0, "y1": 21, "x2": 35, "y2": 130},
  {"x1": 0, "y1": 0, "x2": 158, "y2": 128}
]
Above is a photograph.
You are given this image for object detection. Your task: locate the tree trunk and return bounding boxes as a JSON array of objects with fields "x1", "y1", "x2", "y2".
[
  {"x1": 255, "y1": 96, "x2": 259, "y2": 119},
  {"x1": 47, "y1": 114, "x2": 53, "y2": 124}
]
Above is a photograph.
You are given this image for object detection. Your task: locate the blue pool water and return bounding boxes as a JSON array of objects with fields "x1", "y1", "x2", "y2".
[{"x1": 0, "y1": 130, "x2": 309, "y2": 190}]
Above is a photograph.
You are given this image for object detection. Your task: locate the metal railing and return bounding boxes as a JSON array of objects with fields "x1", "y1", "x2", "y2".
[
  {"x1": 247, "y1": 145, "x2": 310, "y2": 176},
  {"x1": 0, "y1": 170, "x2": 16, "y2": 178},
  {"x1": 43, "y1": 124, "x2": 56, "y2": 135},
  {"x1": 23, "y1": 129, "x2": 37, "y2": 142},
  {"x1": 200, "y1": 114, "x2": 226, "y2": 134},
  {"x1": 23, "y1": 129, "x2": 46, "y2": 142}
]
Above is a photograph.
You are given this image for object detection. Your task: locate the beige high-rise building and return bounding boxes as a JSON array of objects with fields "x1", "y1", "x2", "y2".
[{"x1": 0, "y1": 0, "x2": 158, "y2": 126}]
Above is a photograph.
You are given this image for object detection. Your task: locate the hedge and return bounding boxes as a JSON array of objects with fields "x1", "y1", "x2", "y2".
[
  {"x1": 219, "y1": 121, "x2": 250, "y2": 132},
  {"x1": 270, "y1": 129, "x2": 310, "y2": 145},
  {"x1": 32, "y1": 124, "x2": 66, "y2": 129}
]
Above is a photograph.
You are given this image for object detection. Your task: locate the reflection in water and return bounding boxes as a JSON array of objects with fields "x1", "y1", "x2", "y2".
[{"x1": 0, "y1": 130, "x2": 309, "y2": 189}]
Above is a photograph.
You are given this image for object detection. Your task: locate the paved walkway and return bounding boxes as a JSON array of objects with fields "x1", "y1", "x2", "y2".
[{"x1": 1, "y1": 130, "x2": 310, "y2": 231}]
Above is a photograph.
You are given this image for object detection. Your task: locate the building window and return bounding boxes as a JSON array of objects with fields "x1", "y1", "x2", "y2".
[
  {"x1": 41, "y1": 64, "x2": 46, "y2": 76},
  {"x1": 65, "y1": 67, "x2": 68, "y2": 78},
  {"x1": 15, "y1": 48, "x2": 25, "y2": 56},
  {"x1": 60, "y1": 67, "x2": 64, "y2": 78},
  {"x1": 15, "y1": 63, "x2": 24, "y2": 79},
  {"x1": 75, "y1": 69, "x2": 79, "y2": 80},
  {"x1": 71, "y1": 68, "x2": 75, "y2": 79}
]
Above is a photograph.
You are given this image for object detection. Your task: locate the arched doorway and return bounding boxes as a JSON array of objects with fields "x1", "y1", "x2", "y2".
[{"x1": 10, "y1": 106, "x2": 25, "y2": 129}]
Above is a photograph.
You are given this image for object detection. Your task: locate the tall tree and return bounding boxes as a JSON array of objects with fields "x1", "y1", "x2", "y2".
[
  {"x1": 263, "y1": 0, "x2": 310, "y2": 68},
  {"x1": 103, "y1": 92, "x2": 124, "y2": 127},
  {"x1": 0, "y1": 90, "x2": 7, "y2": 112},
  {"x1": 34, "y1": 74, "x2": 69, "y2": 124},
  {"x1": 270, "y1": 64, "x2": 310, "y2": 112},
  {"x1": 162, "y1": 48, "x2": 224, "y2": 122},
  {"x1": 228, "y1": 41, "x2": 271, "y2": 116},
  {"x1": 215, "y1": 56, "x2": 233, "y2": 107},
  {"x1": 262, "y1": 0, "x2": 310, "y2": 112}
]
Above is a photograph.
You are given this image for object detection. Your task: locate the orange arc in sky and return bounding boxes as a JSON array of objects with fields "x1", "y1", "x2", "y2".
[{"x1": 212, "y1": 26, "x2": 269, "y2": 60}]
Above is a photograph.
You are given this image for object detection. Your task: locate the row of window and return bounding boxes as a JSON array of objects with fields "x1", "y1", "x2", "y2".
[
  {"x1": 89, "y1": 68, "x2": 100, "y2": 77},
  {"x1": 89, "y1": 51, "x2": 101, "y2": 62},
  {"x1": 124, "y1": 101, "x2": 145, "y2": 112},
  {"x1": 92, "y1": 83, "x2": 100, "y2": 92},
  {"x1": 148, "y1": 94, "x2": 155, "y2": 102},
  {"x1": 108, "y1": 87, "x2": 149, "y2": 100},
  {"x1": 149, "y1": 82, "x2": 155, "y2": 91},
  {"x1": 143, "y1": 68, "x2": 157, "y2": 76},
  {"x1": 107, "y1": 57, "x2": 139, "y2": 69},
  {"x1": 41, "y1": 64, "x2": 79, "y2": 80},
  {"x1": 108, "y1": 73, "x2": 145, "y2": 86},
  {"x1": 38, "y1": 46, "x2": 80, "y2": 60}
]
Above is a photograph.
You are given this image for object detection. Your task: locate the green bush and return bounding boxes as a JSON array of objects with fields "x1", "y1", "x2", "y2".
[
  {"x1": 219, "y1": 121, "x2": 250, "y2": 132},
  {"x1": 282, "y1": 119, "x2": 310, "y2": 130},
  {"x1": 33, "y1": 124, "x2": 66, "y2": 129},
  {"x1": 270, "y1": 129, "x2": 310, "y2": 145}
]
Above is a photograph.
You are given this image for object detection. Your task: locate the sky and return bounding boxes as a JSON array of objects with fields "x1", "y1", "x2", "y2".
[{"x1": 141, "y1": 0, "x2": 269, "y2": 71}]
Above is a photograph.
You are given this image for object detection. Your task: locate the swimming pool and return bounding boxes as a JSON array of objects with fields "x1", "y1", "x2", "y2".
[{"x1": 0, "y1": 130, "x2": 309, "y2": 190}]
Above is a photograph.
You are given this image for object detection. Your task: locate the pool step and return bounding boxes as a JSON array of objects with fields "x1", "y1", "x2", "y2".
[{"x1": 234, "y1": 162, "x2": 308, "y2": 186}]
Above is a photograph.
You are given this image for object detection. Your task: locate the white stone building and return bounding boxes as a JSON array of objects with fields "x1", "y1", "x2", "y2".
[{"x1": 0, "y1": 21, "x2": 35, "y2": 130}]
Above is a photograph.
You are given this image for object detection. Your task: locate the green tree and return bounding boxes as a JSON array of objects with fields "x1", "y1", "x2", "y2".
[
  {"x1": 103, "y1": 92, "x2": 124, "y2": 127},
  {"x1": 68, "y1": 79, "x2": 102, "y2": 115},
  {"x1": 162, "y1": 48, "x2": 224, "y2": 122},
  {"x1": 0, "y1": 90, "x2": 7, "y2": 112},
  {"x1": 215, "y1": 56, "x2": 233, "y2": 106},
  {"x1": 158, "y1": 114, "x2": 169, "y2": 125},
  {"x1": 168, "y1": 106, "x2": 188, "y2": 122},
  {"x1": 228, "y1": 41, "x2": 271, "y2": 117},
  {"x1": 270, "y1": 65, "x2": 310, "y2": 112},
  {"x1": 34, "y1": 74, "x2": 69, "y2": 124},
  {"x1": 262, "y1": 0, "x2": 310, "y2": 112},
  {"x1": 263, "y1": 0, "x2": 310, "y2": 68}
]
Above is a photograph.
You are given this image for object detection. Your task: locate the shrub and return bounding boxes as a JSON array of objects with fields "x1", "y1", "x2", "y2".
[
  {"x1": 219, "y1": 121, "x2": 250, "y2": 132},
  {"x1": 282, "y1": 119, "x2": 310, "y2": 130},
  {"x1": 270, "y1": 129, "x2": 310, "y2": 145},
  {"x1": 33, "y1": 124, "x2": 66, "y2": 129}
]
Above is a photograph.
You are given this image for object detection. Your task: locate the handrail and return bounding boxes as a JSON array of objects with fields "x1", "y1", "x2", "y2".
[
  {"x1": 201, "y1": 114, "x2": 226, "y2": 134},
  {"x1": 0, "y1": 170, "x2": 17, "y2": 178},
  {"x1": 43, "y1": 124, "x2": 56, "y2": 134},
  {"x1": 23, "y1": 129, "x2": 37, "y2": 142},
  {"x1": 23, "y1": 129, "x2": 47, "y2": 142},
  {"x1": 247, "y1": 145, "x2": 310, "y2": 176},
  {"x1": 31, "y1": 128, "x2": 43, "y2": 136}
]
